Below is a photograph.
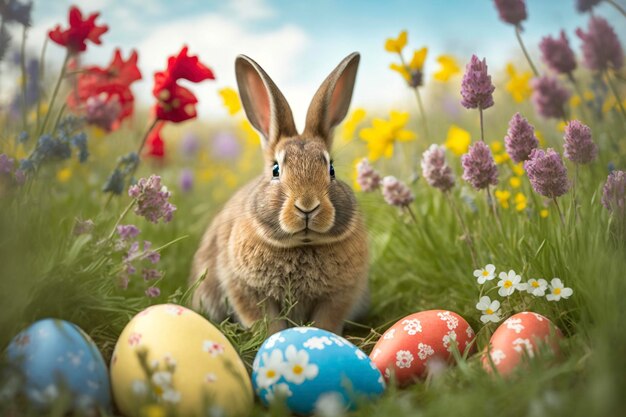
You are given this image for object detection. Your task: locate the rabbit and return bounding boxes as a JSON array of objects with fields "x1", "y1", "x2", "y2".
[{"x1": 189, "y1": 52, "x2": 368, "y2": 335}]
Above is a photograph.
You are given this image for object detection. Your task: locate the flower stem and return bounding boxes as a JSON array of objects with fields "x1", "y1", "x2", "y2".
[
  {"x1": 39, "y1": 51, "x2": 70, "y2": 136},
  {"x1": 446, "y1": 192, "x2": 478, "y2": 267},
  {"x1": 515, "y1": 25, "x2": 539, "y2": 77},
  {"x1": 107, "y1": 199, "x2": 137, "y2": 241},
  {"x1": 36, "y1": 37, "x2": 49, "y2": 133},
  {"x1": 20, "y1": 26, "x2": 28, "y2": 132},
  {"x1": 567, "y1": 72, "x2": 592, "y2": 123},
  {"x1": 479, "y1": 106, "x2": 485, "y2": 142},
  {"x1": 553, "y1": 197, "x2": 566, "y2": 227},
  {"x1": 604, "y1": 70, "x2": 626, "y2": 119},
  {"x1": 413, "y1": 87, "x2": 429, "y2": 139},
  {"x1": 127, "y1": 118, "x2": 159, "y2": 180},
  {"x1": 486, "y1": 186, "x2": 504, "y2": 232},
  {"x1": 607, "y1": 0, "x2": 626, "y2": 18},
  {"x1": 572, "y1": 163, "x2": 579, "y2": 224},
  {"x1": 405, "y1": 204, "x2": 417, "y2": 224}
]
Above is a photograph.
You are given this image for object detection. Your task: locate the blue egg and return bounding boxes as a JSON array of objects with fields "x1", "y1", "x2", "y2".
[
  {"x1": 252, "y1": 327, "x2": 385, "y2": 415},
  {"x1": 5, "y1": 319, "x2": 111, "y2": 412}
]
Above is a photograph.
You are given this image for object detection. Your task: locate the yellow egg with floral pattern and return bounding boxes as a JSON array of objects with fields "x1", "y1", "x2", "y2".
[{"x1": 110, "y1": 304, "x2": 252, "y2": 417}]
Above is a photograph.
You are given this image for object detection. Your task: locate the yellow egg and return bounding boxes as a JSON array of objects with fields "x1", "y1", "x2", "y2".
[{"x1": 110, "y1": 304, "x2": 252, "y2": 417}]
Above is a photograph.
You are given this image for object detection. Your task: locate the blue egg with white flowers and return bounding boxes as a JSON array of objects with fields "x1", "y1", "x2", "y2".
[
  {"x1": 252, "y1": 327, "x2": 385, "y2": 415},
  {"x1": 5, "y1": 319, "x2": 111, "y2": 412}
]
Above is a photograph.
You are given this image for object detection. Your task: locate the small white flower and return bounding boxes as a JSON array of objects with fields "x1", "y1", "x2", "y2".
[
  {"x1": 402, "y1": 319, "x2": 422, "y2": 335},
  {"x1": 476, "y1": 296, "x2": 501, "y2": 323},
  {"x1": 504, "y1": 317, "x2": 525, "y2": 334},
  {"x1": 283, "y1": 345, "x2": 319, "y2": 384},
  {"x1": 202, "y1": 340, "x2": 225, "y2": 357},
  {"x1": 264, "y1": 383, "x2": 292, "y2": 403},
  {"x1": 395, "y1": 350, "x2": 414, "y2": 368},
  {"x1": 490, "y1": 349, "x2": 506, "y2": 365},
  {"x1": 265, "y1": 333, "x2": 286, "y2": 349},
  {"x1": 162, "y1": 389, "x2": 181, "y2": 404},
  {"x1": 437, "y1": 311, "x2": 459, "y2": 330},
  {"x1": 546, "y1": 278, "x2": 573, "y2": 301},
  {"x1": 355, "y1": 349, "x2": 367, "y2": 360},
  {"x1": 303, "y1": 336, "x2": 332, "y2": 350},
  {"x1": 371, "y1": 348, "x2": 382, "y2": 360},
  {"x1": 383, "y1": 329, "x2": 396, "y2": 340},
  {"x1": 473, "y1": 264, "x2": 496, "y2": 284},
  {"x1": 152, "y1": 371, "x2": 172, "y2": 387},
  {"x1": 497, "y1": 270, "x2": 526, "y2": 297},
  {"x1": 256, "y1": 349, "x2": 285, "y2": 389},
  {"x1": 526, "y1": 278, "x2": 548, "y2": 297},
  {"x1": 417, "y1": 343, "x2": 435, "y2": 360},
  {"x1": 205, "y1": 373, "x2": 218, "y2": 383},
  {"x1": 442, "y1": 331, "x2": 457, "y2": 351},
  {"x1": 512, "y1": 338, "x2": 535, "y2": 358}
]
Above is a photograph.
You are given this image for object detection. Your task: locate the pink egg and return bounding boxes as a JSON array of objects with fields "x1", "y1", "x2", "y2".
[
  {"x1": 370, "y1": 310, "x2": 476, "y2": 386},
  {"x1": 482, "y1": 312, "x2": 563, "y2": 376}
]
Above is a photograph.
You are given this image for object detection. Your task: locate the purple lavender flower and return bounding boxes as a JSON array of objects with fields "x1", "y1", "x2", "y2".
[
  {"x1": 494, "y1": 0, "x2": 527, "y2": 26},
  {"x1": 13, "y1": 169, "x2": 25, "y2": 185},
  {"x1": 85, "y1": 94, "x2": 121, "y2": 132},
  {"x1": 381, "y1": 176, "x2": 414, "y2": 207},
  {"x1": 576, "y1": 0, "x2": 602, "y2": 12},
  {"x1": 0, "y1": 153, "x2": 14, "y2": 174},
  {"x1": 117, "y1": 224, "x2": 140, "y2": 240},
  {"x1": 539, "y1": 30, "x2": 577, "y2": 75},
  {"x1": 602, "y1": 170, "x2": 625, "y2": 213},
  {"x1": 179, "y1": 168, "x2": 194, "y2": 192},
  {"x1": 524, "y1": 148, "x2": 570, "y2": 198},
  {"x1": 211, "y1": 132, "x2": 241, "y2": 160},
  {"x1": 141, "y1": 241, "x2": 160, "y2": 264},
  {"x1": 145, "y1": 287, "x2": 161, "y2": 298},
  {"x1": 142, "y1": 268, "x2": 162, "y2": 281},
  {"x1": 180, "y1": 131, "x2": 200, "y2": 159},
  {"x1": 504, "y1": 112, "x2": 539, "y2": 163},
  {"x1": 461, "y1": 141, "x2": 499, "y2": 190},
  {"x1": 563, "y1": 120, "x2": 597, "y2": 164},
  {"x1": 531, "y1": 76, "x2": 570, "y2": 119},
  {"x1": 356, "y1": 158, "x2": 382, "y2": 192},
  {"x1": 128, "y1": 175, "x2": 177, "y2": 224},
  {"x1": 576, "y1": 16, "x2": 624, "y2": 72},
  {"x1": 421, "y1": 144, "x2": 455, "y2": 192},
  {"x1": 461, "y1": 55, "x2": 495, "y2": 110}
]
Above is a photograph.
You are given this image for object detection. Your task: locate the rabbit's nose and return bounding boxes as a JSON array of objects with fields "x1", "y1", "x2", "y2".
[{"x1": 294, "y1": 199, "x2": 320, "y2": 217}]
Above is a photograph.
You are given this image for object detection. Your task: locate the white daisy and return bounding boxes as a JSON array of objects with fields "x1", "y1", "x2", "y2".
[
  {"x1": 546, "y1": 278, "x2": 573, "y2": 301},
  {"x1": 256, "y1": 349, "x2": 285, "y2": 389},
  {"x1": 526, "y1": 278, "x2": 548, "y2": 297},
  {"x1": 402, "y1": 319, "x2": 422, "y2": 335},
  {"x1": 395, "y1": 350, "x2": 413, "y2": 368},
  {"x1": 497, "y1": 270, "x2": 526, "y2": 297},
  {"x1": 475, "y1": 296, "x2": 501, "y2": 323},
  {"x1": 283, "y1": 345, "x2": 319, "y2": 384},
  {"x1": 473, "y1": 264, "x2": 496, "y2": 284},
  {"x1": 303, "y1": 336, "x2": 332, "y2": 350}
]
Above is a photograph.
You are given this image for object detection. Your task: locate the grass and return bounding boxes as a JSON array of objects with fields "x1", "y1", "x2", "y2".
[{"x1": 1, "y1": 58, "x2": 626, "y2": 417}]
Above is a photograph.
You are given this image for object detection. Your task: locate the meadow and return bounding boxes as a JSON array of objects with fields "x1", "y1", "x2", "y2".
[{"x1": 1, "y1": 1, "x2": 626, "y2": 416}]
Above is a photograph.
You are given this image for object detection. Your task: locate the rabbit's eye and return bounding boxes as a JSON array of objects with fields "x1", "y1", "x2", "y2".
[
  {"x1": 272, "y1": 162, "x2": 280, "y2": 178},
  {"x1": 329, "y1": 161, "x2": 335, "y2": 179}
]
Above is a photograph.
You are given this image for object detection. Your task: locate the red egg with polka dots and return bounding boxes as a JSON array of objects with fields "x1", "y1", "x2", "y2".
[
  {"x1": 369, "y1": 310, "x2": 476, "y2": 386},
  {"x1": 482, "y1": 312, "x2": 562, "y2": 376}
]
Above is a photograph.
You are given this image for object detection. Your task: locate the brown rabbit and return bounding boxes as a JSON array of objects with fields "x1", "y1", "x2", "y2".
[{"x1": 189, "y1": 52, "x2": 368, "y2": 335}]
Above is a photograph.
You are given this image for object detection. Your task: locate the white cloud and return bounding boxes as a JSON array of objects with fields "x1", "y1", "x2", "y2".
[{"x1": 226, "y1": 0, "x2": 276, "y2": 21}]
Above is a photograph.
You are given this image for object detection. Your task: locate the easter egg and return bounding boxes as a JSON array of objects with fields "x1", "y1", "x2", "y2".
[
  {"x1": 110, "y1": 304, "x2": 253, "y2": 417},
  {"x1": 370, "y1": 310, "x2": 476, "y2": 386},
  {"x1": 252, "y1": 327, "x2": 384, "y2": 415},
  {"x1": 482, "y1": 312, "x2": 562, "y2": 376},
  {"x1": 5, "y1": 319, "x2": 111, "y2": 412}
]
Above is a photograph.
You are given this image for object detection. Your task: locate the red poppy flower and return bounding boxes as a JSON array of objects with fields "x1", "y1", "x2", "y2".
[
  {"x1": 146, "y1": 122, "x2": 166, "y2": 158},
  {"x1": 48, "y1": 6, "x2": 109, "y2": 53},
  {"x1": 153, "y1": 46, "x2": 215, "y2": 123}
]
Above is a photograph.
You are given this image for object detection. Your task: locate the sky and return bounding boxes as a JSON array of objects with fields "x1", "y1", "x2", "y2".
[{"x1": 5, "y1": 0, "x2": 626, "y2": 129}]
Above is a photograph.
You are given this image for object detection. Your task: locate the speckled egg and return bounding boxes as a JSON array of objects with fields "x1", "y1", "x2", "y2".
[
  {"x1": 252, "y1": 327, "x2": 384, "y2": 415},
  {"x1": 370, "y1": 310, "x2": 476, "y2": 386},
  {"x1": 110, "y1": 304, "x2": 253, "y2": 417},
  {"x1": 482, "y1": 312, "x2": 562, "y2": 376},
  {"x1": 5, "y1": 319, "x2": 111, "y2": 412}
]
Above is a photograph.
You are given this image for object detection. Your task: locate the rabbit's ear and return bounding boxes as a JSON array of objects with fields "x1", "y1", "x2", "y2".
[
  {"x1": 235, "y1": 55, "x2": 297, "y2": 149},
  {"x1": 304, "y1": 52, "x2": 360, "y2": 147}
]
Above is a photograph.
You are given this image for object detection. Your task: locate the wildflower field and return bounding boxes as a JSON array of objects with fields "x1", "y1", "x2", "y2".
[{"x1": 1, "y1": 0, "x2": 626, "y2": 416}]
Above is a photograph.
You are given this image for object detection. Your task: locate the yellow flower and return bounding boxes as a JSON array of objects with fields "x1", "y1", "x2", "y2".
[
  {"x1": 240, "y1": 119, "x2": 260, "y2": 145},
  {"x1": 495, "y1": 190, "x2": 511, "y2": 209},
  {"x1": 141, "y1": 404, "x2": 166, "y2": 417},
  {"x1": 494, "y1": 152, "x2": 510, "y2": 165},
  {"x1": 389, "y1": 47, "x2": 427, "y2": 83},
  {"x1": 352, "y1": 157, "x2": 364, "y2": 191},
  {"x1": 570, "y1": 95, "x2": 581, "y2": 108},
  {"x1": 359, "y1": 111, "x2": 415, "y2": 161},
  {"x1": 540, "y1": 209, "x2": 549, "y2": 218},
  {"x1": 444, "y1": 125, "x2": 471, "y2": 156},
  {"x1": 512, "y1": 163, "x2": 525, "y2": 177},
  {"x1": 490, "y1": 141, "x2": 504, "y2": 153},
  {"x1": 514, "y1": 192, "x2": 527, "y2": 211},
  {"x1": 535, "y1": 130, "x2": 546, "y2": 147},
  {"x1": 509, "y1": 176, "x2": 521, "y2": 188},
  {"x1": 341, "y1": 108, "x2": 367, "y2": 143},
  {"x1": 434, "y1": 55, "x2": 461, "y2": 82},
  {"x1": 505, "y1": 63, "x2": 532, "y2": 103},
  {"x1": 385, "y1": 30, "x2": 408, "y2": 53},
  {"x1": 57, "y1": 167, "x2": 72, "y2": 182},
  {"x1": 390, "y1": 63, "x2": 410, "y2": 81},
  {"x1": 557, "y1": 121, "x2": 567, "y2": 132},
  {"x1": 219, "y1": 87, "x2": 242, "y2": 115}
]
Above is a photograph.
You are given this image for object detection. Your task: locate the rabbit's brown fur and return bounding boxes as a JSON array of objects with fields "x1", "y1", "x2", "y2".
[{"x1": 190, "y1": 53, "x2": 367, "y2": 334}]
